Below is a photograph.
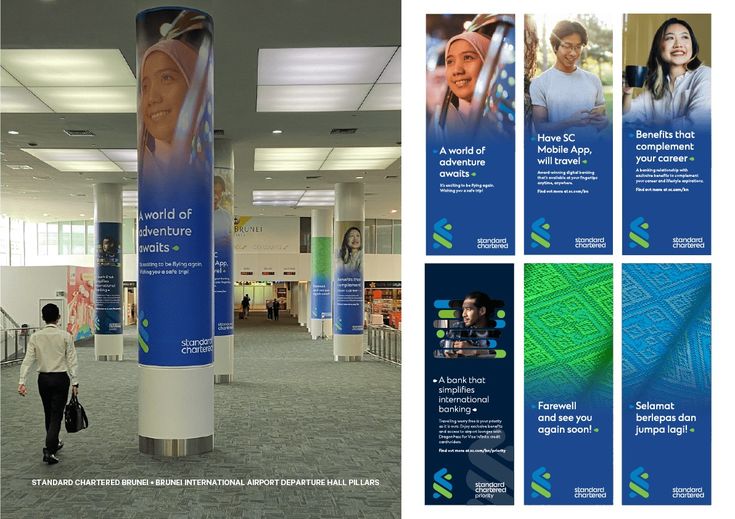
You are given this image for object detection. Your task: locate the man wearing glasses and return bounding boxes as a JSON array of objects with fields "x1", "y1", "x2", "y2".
[{"x1": 529, "y1": 20, "x2": 608, "y2": 133}]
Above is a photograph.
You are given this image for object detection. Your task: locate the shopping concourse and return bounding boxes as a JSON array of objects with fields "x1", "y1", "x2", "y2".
[{"x1": 1, "y1": 1, "x2": 401, "y2": 517}]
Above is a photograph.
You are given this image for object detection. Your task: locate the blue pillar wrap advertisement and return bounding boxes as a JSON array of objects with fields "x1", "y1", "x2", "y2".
[
  {"x1": 622, "y1": 14, "x2": 711, "y2": 254},
  {"x1": 136, "y1": 7, "x2": 214, "y2": 367},
  {"x1": 214, "y1": 168, "x2": 233, "y2": 337},
  {"x1": 622, "y1": 264, "x2": 711, "y2": 505},
  {"x1": 524, "y1": 264, "x2": 613, "y2": 504},
  {"x1": 524, "y1": 14, "x2": 613, "y2": 254},
  {"x1": 426, "y1": 14, "x2": 515, "y2": 255},
  {"x1": 333, "y1": 222, "x2": 363, "y2": 335},
  {"x1": 425, "y1": 264, "x2": 514, "y2": 505},
  {"x1": 95, "y1": 222, "x2": 122, "y2": 334}
]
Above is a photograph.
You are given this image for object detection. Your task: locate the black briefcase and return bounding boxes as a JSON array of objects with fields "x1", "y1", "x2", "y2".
[{"x1": 64, "y1": 394, "x2": 89, "y2": 433}]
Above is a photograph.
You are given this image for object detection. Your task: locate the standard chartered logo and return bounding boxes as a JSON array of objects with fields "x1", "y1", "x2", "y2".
[
  {"x1": 432, "y1": 218, "x2": 453, "y2": 249},
  {"x1": 530, "y1": 466, "x2": 551, "y2": 499},
  {"x1": 432, "y1": 468, "x2": 453, "y2": 500},
  {"x1": 628, "y1": 466, "x2": 650, "y2": 499},
  {"x1": 628, "y1": 216, "x2": 650, "y2": 249},
  {"x1": 530, "y1": 217, "x2": 551, "y2": 249}
]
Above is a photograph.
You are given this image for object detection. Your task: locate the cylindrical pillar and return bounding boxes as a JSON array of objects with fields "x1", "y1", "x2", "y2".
[
  {"x1": 213, "y1": 138, "x2": 234, "y2": 384},
  {"x1": 333, "y1": 183, "x2": 364, "y2": 361},
  {"x1": 94, "y1": 183, "x2": 124, "y2": 361},
  {"x1": 310, "y1": 209, "x2": 333, "y2": 339},
  {"x1": 136, "y1": 7, "x2": 214, "y2": 456},
  {"x1": 298, "y1": 282, "x2": 307, "y2": 326}
]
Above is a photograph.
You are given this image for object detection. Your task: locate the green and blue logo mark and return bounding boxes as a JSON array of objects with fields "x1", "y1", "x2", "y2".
[
  {"x1": 138, "y1": 311, "x2": 150, "y2": 353},
  {"x1": 628, "y1": 466, "x2": 650, "y2": 499},
  {"x1": 628, "y1": 216, "x2": 650, "y2": 249},
  {"x1": 530, "y1": 217, "x2": 551, "y2": 249},
  {"x1": 432, "y1": 468, "x2": 453, "y2": 500},
  {"x1": 530, "y1": 466, "x2": 551, "y2": 499},
  {"x1": 432, "y1": 218, "x2": 453, "y2": 249}
]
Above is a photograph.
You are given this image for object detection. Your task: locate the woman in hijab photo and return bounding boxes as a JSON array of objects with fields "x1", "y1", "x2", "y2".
[{"x1": 138, "y1": 10, "x2": 213, "y2": 175}]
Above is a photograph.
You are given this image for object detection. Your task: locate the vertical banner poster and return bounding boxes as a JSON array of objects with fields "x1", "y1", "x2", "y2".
[
  {"x1": 333, "y1": 221, "x2": 363, "y2": 334},
  {"x1": 95, "y1": 222, "x2": 122, "y2": 335},
  {"x1": 525, "y1": 264, "x2": 613, "y2": 504},
  {"x1": 214, "y1": 166, "x2": 233, "y2": 337},
  {"x1": 426, "y1": 14, "x2": 515, "y2": 255},
  {"x1": 311, "y1": 236, "x2": 332, "y2": 320},
  {"x1": 524, "y1": 15, "x2": 613, "y2": 253},
  {"x1": 425, "y1": 264, "x2": 514, "y2": 505},
  {"x1": 136, "y1": 8, "x2": 214, "y2": 366},
  {"x1": 622, "y1": 14, "x2": 711, "y2": 254},
  {"x1": 67, "y1": 266, "x2": 95, "y2": 341},
  {"x1": 622, "y1": 264, "x2": 711, "y2": 505}
]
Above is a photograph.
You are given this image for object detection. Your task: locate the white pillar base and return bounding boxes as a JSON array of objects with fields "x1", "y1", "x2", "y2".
[
  {"x1": 334, "y1": 334, "x2": 362, "y2": 362},
  {"x1": 213, "y1": 335, "x2": 234, "y2": 384},
  {"x1": 94, "y1": 334, "x2": 123, "y2": 361},
  {"x1": 138, "y1": 364, "x2": 214, "y2": 456},
  {"x1": 310, "y1": 318, "x2": 333, "y2": 339}
]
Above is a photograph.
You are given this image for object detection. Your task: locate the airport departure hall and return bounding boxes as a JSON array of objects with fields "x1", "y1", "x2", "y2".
[{"x1": 0, "y1": 1, "x2": 401, "y2": 517}]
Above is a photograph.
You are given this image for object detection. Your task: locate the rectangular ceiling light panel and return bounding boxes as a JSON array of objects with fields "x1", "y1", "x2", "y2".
[
  {"x1": 102, "y1": 149, "x2": 138, "y2": 162},
  {"x1": 21, "y1": 148, "x2": 107, "y2": 161},
  {"x1": 321, "y1": 158, "x2": 397, "y2": 171},
  {"x1": 258, "y1": 47, "x2": 397, "y2": 85},
  {"x1": 329, "y1": 147, "x2": 401, "y2": 160},
  {"x1": 0, "y1": 49, "x2": 135, "y2": 87},
  {"x1": 29, "y1": 86, "x2": 136, "y2": 113},
  {"x1": 0, "y1": 86, "x2": 53, "y2": 112},
  {"x1": 46, "y1": 160, "x2": 122, "y2": 172},
  {"x1": 0, "y1": 67, "x2": 22, "y2": 87},
  {"x1": 255, "y1": 148, "x2": 331, "y2": 161},
  {"x1": 377, "y1": 48, "x2": 401, "y2": 84},
  {"x1": 257, "y1": 85, "x2": 370, "y2": 112},
  {"x1": 359, "y1": 83, "x2": 400, "y2": 111}
]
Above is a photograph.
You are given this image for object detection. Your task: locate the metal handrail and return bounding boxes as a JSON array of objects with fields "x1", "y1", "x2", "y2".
[
  {"x1": 1, "y1": 327, "x2": 39, "y2": 365},
  {"x1": 366, "y1": 324, "x2": 401, "y2": 365}
]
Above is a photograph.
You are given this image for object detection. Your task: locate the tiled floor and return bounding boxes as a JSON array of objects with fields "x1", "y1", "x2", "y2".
[{"x1": 1, "y1": 314, "x2": 400, "y2": 518}]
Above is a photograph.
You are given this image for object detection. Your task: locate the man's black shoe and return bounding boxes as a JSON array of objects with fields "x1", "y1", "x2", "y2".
[{"x1": 42, "y1": 448, "x2": 60, "y2": 465}]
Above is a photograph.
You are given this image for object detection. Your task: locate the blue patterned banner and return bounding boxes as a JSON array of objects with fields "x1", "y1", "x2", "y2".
[
  {"x1": 622, "y1": 264, "x2": 711, "y2": 505},
  {"x1": 95, "y1": 222, "x2": 122, "y2": 334}
]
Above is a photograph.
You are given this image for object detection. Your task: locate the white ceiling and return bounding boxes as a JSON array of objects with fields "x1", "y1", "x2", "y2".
[{"x1": 0, "y1": 0, "x2": 401, "y2": 222}]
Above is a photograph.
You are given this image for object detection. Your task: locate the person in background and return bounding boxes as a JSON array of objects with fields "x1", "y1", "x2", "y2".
[
  {"x1": 18, "y1": 303, "x2": 79, "y2": 465},
  {"x1": 273, "y1": 299, "x2": 280, "y2": 321},
  {"x1": 241, "y1": 294, "x2": 250, "y2": 319}
]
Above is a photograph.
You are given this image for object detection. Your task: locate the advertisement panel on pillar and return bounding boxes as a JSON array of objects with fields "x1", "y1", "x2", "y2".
[
  {"x1": 425, "y1": 263, "x2": 514, "y2": 505},
  {"x1": 95, "y1": 221, "x2": 122, "y2": 334},
  {"x1": 311, "y1": 235, "x2": 332, "y2": 320},
  {"x1": 334, "y1": 221, "x2": 363, "y2": 334},
  {"x1": 136, "y1": 8, "x2": 214, "y2": 367},
  {"x1": 622, "y1": 14, "x2": 711, "y2": 254},
  {"x1": 213, "y1": 164, "x2": 233, "y2": 337},
  {"x1": 524, "y1": 15, "x2": 613, "y2": 254},
  {"x1": 426, "y1": 14, "x2": 515, "y2": 255}
]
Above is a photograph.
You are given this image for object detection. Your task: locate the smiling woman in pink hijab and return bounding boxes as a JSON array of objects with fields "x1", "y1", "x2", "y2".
[{"x1": 138, "y1": 10, "x2": 212, "y2": 175}]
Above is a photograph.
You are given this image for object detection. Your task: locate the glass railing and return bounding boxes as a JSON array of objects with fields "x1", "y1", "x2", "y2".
[
  {"x1": 1, "y1": 327, "x2": 39, "y2": 365},
  {"x1": 366, "y1": 324, "x2": 401, "y2": 365}
]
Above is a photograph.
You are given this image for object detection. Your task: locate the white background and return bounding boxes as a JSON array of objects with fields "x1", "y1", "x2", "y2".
[{"x1": 401, "y1": 0, "x2": 734, "y2": 517}]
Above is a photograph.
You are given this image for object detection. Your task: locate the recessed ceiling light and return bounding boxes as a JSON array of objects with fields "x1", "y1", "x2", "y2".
[
  {"x1": 79, "y1": 213, "x2": 85, "y2": 217},
  {"x1": 32, "y1": 175, "x2": 51, "y2": 180},
  {"x1": 265, "y1": 177, "x2": 273, "y2": 180},
  {"x1": 272, "y1": 129, "x2": 283, "y2": 134},
  {"x1": 355, "y1": 176, "x2": 364, "y2": 179},
  {"x1": 42, "y1": 213, "x2": 49, "y2": 217},
  {"x1": 390, "y1": 209, "x2": 397, "y2": 213},
  {"x1": 7, "y1": 130, "x2": 19, "y2": 135},
  {"x1": 6, "y1": 164, "x2": 33, "y2": 170}
]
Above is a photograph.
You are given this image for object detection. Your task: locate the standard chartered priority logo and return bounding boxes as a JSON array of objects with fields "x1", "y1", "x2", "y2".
[
  {"x1": 432, "y1": 468, "x2": 453, "y2": 500},
  {"x1": 628, "y1": 466, "x2": 650, "y2": 499},
  {"x1": 432, "y1": 218, "x2": 453, "y2": 249},
  {"x1": 530, "y1": 466, "x2": 551, "y2": 499}
]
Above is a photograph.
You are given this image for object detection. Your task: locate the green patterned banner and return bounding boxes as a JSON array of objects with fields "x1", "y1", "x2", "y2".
[
  {"x1": 311, "y1": 236, "x2": 332, "y2": 319},
  {"x1": 525, "y1": 263, "x2": 613, "y2": 504}
]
